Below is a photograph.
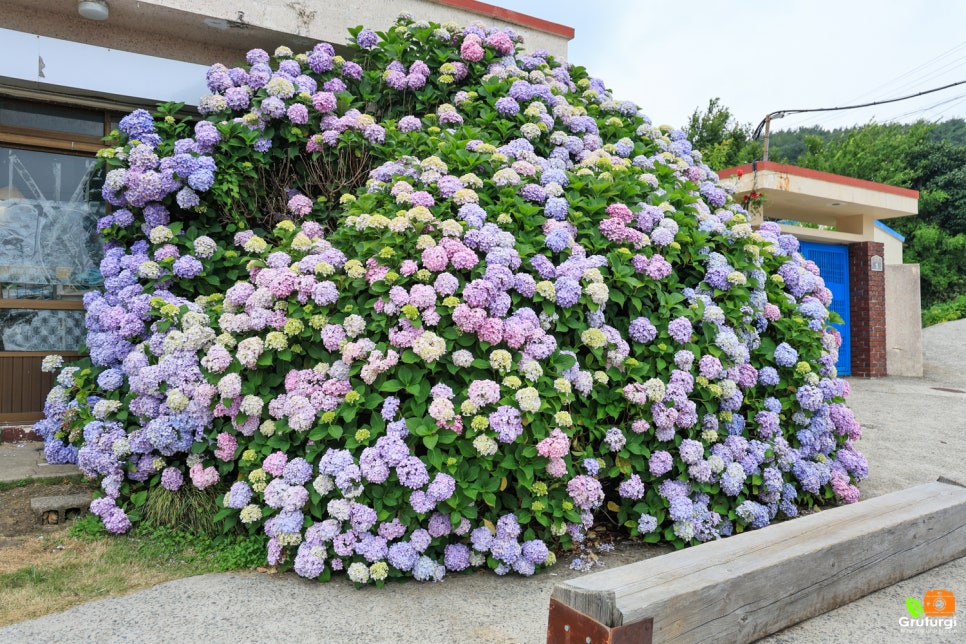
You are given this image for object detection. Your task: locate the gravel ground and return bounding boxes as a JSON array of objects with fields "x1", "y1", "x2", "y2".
[{"x1": 2, "y1": 321, "x2": 964, "y2": 644}]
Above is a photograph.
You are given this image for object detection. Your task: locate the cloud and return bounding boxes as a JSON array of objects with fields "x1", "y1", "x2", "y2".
[{"x1": 488, "y1": 0, "x2": 966, "y2": 129}]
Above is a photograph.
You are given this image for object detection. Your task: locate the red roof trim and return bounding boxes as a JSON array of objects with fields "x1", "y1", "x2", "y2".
[
  {"x1": 718, "y1": 161, "x2": 920, "y2": 199},
  {"x1": 433, "y1": 0, "x2": 575, "y2": 38}
]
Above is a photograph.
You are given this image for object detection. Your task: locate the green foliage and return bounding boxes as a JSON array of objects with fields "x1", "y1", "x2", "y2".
[
  {"x1": 905, "y1": 141, "x2": 966, "y2": 235},
  {"x1": 69, "y1": 513, "x2": 108, "y2": 540},
  {"x1": 132, "y1": 525, "x2": 268, "y2": 571},
  {"x1": 931, "y1": 118, "x2": 966, "y2": 146},
  {"x1": 796, "y1": 121, "x2": 933, "y2": 186},
  {"x1": 70, "y1": 511, "x2": 268, "y2": 572},
  {"x1": 922, "y1": 292, "x2": 966, "y2": 327},
  {"x1": 766, "y1": 126, "x2": 830, "y2": 164},
  {"x1": 51, "y1": 17, "x2": 861, "y2": 583},
  {"x1": 905, "y1": 224, "x2": 966, "y2": 307},
  {"x1": 684, "y1": 98, "x2": 762, "y2": 170}
]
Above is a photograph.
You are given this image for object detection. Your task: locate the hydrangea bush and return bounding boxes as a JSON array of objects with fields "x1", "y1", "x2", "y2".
[{"x1": 36, "y1": 14, "x2": 867, "y2": 583}]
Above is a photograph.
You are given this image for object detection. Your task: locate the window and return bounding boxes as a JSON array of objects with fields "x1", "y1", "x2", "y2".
[{"x1": 0, "y1": 98, "x2": 111, "y2": 354}]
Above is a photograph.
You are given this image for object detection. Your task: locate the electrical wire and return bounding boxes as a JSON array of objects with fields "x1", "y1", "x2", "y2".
[
  {"x1": 845, "y1": 41, "x2": 966, "y2": 105},
  {"x1": 788, "y1": 41, "x2": 966, "y2": 130},
  {"x1": 929, "y1": 94, "x2": 966, "y2": 119},
  {"x1": 752, "y1": 79, "x2": 966, "y2": 139},
  {"x1": 878, "y1": 52, "x2": 966, "y2": 101},
  {"x1": 884, "y1": 92, "x2": 966, "y2": 123}
]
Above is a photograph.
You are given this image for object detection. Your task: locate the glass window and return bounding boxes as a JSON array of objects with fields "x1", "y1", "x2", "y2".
[
  {"x1": 0, "y1": 308, "x2": 86, "y2": 351},
  {"x1": 0, "y1": 98, "x2": 105, "y2": 138},
  {"x1": 0, "y1": 146, "x2": 105, "y2": 298}
]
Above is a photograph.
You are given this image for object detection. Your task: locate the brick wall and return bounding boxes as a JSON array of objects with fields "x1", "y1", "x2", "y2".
[{"x1": 848, "y1": 241, "x2": 887, "y2": 377}]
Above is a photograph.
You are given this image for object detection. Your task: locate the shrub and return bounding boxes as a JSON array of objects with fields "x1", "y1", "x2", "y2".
[
  {"x1": 922, "y1": 293, "x2": 966, "y2": 326},
  {"x1": 36, "y1": 15, "x2": 866, "y2": 584}
]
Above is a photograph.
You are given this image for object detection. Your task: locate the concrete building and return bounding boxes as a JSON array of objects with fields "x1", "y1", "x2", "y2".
[
  {"x1": 0, "y1": 0, "x2": 573, "y2": 424},
  {"x1": 718, "y1": 161, "x2": 922, "y2": 378}
]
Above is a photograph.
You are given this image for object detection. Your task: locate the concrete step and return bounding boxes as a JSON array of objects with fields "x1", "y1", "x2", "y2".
[{"x1": 30, "y1": 493, "x2": 93, "y2": 525}]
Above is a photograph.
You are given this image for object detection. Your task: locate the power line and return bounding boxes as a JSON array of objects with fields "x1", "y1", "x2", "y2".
[
  {"x1": 789, "y1": 41, "x2": 966, "y2": 130},
  {"x1": 880, "y1": 51, "x2": 966, "y2": 100},
  {"x1": 752, "y1": 78, "x2": 966, "y2": 140},
  {"x1": 885, "y1": 92, "x2": 966, "y2": 123},
  {"x1": 847, "y1": 40, "x2": 966, "y2": 104},
  {"x1": 929, "y1": 94, "x2": 966, "y2": 120}
]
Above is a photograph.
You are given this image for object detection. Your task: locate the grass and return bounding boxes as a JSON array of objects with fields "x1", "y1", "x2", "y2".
[
  {"x1": 0, "y1": 515, "x2": 267, "y2": 627},
  {"x1": 0, "y1": 474, "x2": 89, "y2": 493}
]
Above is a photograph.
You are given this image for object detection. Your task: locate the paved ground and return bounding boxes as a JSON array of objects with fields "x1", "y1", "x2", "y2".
[
  {"x1": 0, "y1": 443, "x2": 81, "y2": 484},
  {"x1": 1, "y1": 320, "x2": 965, "y2": 643}
]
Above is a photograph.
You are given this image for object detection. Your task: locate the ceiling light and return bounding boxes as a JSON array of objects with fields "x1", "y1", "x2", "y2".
[{"x1": 78, "y1": 0, "x2": 109, "y2": 21}]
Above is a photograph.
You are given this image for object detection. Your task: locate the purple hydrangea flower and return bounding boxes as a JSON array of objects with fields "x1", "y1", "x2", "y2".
[
  {"x1": 668, "y1": 317, "x2": 693, "y2": 344},
  {"x1": 774, "y1": 342, "x2": 799, "y2": 368}
]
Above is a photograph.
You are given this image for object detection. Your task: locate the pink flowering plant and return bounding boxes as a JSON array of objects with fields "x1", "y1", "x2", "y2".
[{"x1": 36, "y1": 13, "x2": 866, "y2": 583}]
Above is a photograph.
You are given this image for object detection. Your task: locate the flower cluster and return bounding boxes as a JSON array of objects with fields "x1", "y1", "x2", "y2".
[{"x1": 38, "y1": 13, "x2": 865, "y2": 586}]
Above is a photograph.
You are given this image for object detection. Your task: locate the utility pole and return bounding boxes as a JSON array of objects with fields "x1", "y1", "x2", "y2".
[{"x1": 762, "y1": 114, "x2": 771, "y2": 161}]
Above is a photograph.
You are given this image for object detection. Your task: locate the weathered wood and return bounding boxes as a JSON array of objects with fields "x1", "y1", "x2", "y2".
[
  {"x1": 551, "y1": 480, "x2": 966, "y2": 643},
  {"x1": 0, "y1": 353, "x2": 82, "y2": 421}
]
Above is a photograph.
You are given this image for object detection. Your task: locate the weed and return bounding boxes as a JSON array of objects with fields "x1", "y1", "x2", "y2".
[
  {"x1": 68, "y1": 514, "x2": 107, "y2": 541},
  {"x1": 0, "y1": 475, "x2": 89, "y2": 493}
]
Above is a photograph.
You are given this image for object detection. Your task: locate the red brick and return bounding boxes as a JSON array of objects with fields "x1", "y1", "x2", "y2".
[{"x1": 848, "y1": 241, "x2": 886, "y2": 378}]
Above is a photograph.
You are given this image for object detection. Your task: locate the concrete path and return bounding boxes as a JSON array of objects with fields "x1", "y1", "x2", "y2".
[
  {"x1": 0, "y1": 442, "x2": 80, "y2": 484},
  {"x1": 2, "y1": 320, "x2": 965, "y2": 643}
]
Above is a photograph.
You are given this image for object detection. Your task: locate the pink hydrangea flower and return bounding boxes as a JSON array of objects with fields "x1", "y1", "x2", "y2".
[
  {"x1": 214, "y1": 432, "x2": 237, "y2": 461},
  {"x1": 536, "y1": 428, "x2": 569, "y2": 459},
  {"x1": 288, "y1": 194, "x2": 313, "y2": 217},
  {"x1": 189, "y1": 463, "x2": 220, "y2": 489},
  {"x1": 460, "y1": 36, "x2": 485, "y2": 62}
]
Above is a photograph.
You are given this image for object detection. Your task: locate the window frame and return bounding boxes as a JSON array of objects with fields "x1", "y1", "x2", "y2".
[{"x1": 0, "y1": 96, "x2": 113, "y2": 353}]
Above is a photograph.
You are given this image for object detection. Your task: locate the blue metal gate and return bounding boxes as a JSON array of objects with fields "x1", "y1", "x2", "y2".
[{"x1": 799, "y1": 242, "x2": 850, "y2": 376}]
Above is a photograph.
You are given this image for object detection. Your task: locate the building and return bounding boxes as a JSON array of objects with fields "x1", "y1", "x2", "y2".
[
  {"x1": 0, "y1": 0, "x2": 574, "y2": 427},
  {"x1": 718, "y1": 160, "x2": 922, "y2": 378}
]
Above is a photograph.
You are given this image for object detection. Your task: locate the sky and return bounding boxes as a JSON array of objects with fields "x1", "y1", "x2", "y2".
[{"x1": 487, "y1": 1, "x2": 966, "y2": 133}]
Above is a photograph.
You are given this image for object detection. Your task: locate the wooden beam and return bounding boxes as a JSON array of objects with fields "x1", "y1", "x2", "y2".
[{"x1": 550, "y1": 480, "x2": 966, "y2": 643}]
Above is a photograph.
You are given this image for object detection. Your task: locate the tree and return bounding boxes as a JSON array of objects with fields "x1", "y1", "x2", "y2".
[
  {"x1": 902, "y1": 224, "x2": 966, "y2": 305},
  {"x1": 684, "y1": 98, "x2": 762, "y2": 170},
  {"x1": 906, "y1": 141, "x2": 966, "y2": 235},
  {"x1": 795, "y1": 121, "x2": 933, "y2": 187},
  {"x1": 931, "y1": 118, "x2": 966, "y2": 146},
  {"x1": 766, "y1": 126, "x2": 830, "y2": 164}
]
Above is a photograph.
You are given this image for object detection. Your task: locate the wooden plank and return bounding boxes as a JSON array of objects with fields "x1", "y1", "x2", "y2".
[
  {"x1": 0, "y1": 352, "x2": 83, "y2": 356},
  {"x1": 0, "y1": 356, "x2": 12, "y2": 413},
  {"x1": 0, "y1": 129, "x2": 103, "y2": 154},
  {"x1": 551, "y1": 480, "x2": 966, "y2": 643},
  {"x1": 0, "y1": 353, "x2": 84, "y2": 417},
  {"x1": 0, "y1": 300, "x2": 86, "y2": 310},
  {"x1": 10, "y1": 357, "x2": 25, "y2": 414},
  {"x1": 24, "y1": 355, "x2": 40, "y2": 413}
]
